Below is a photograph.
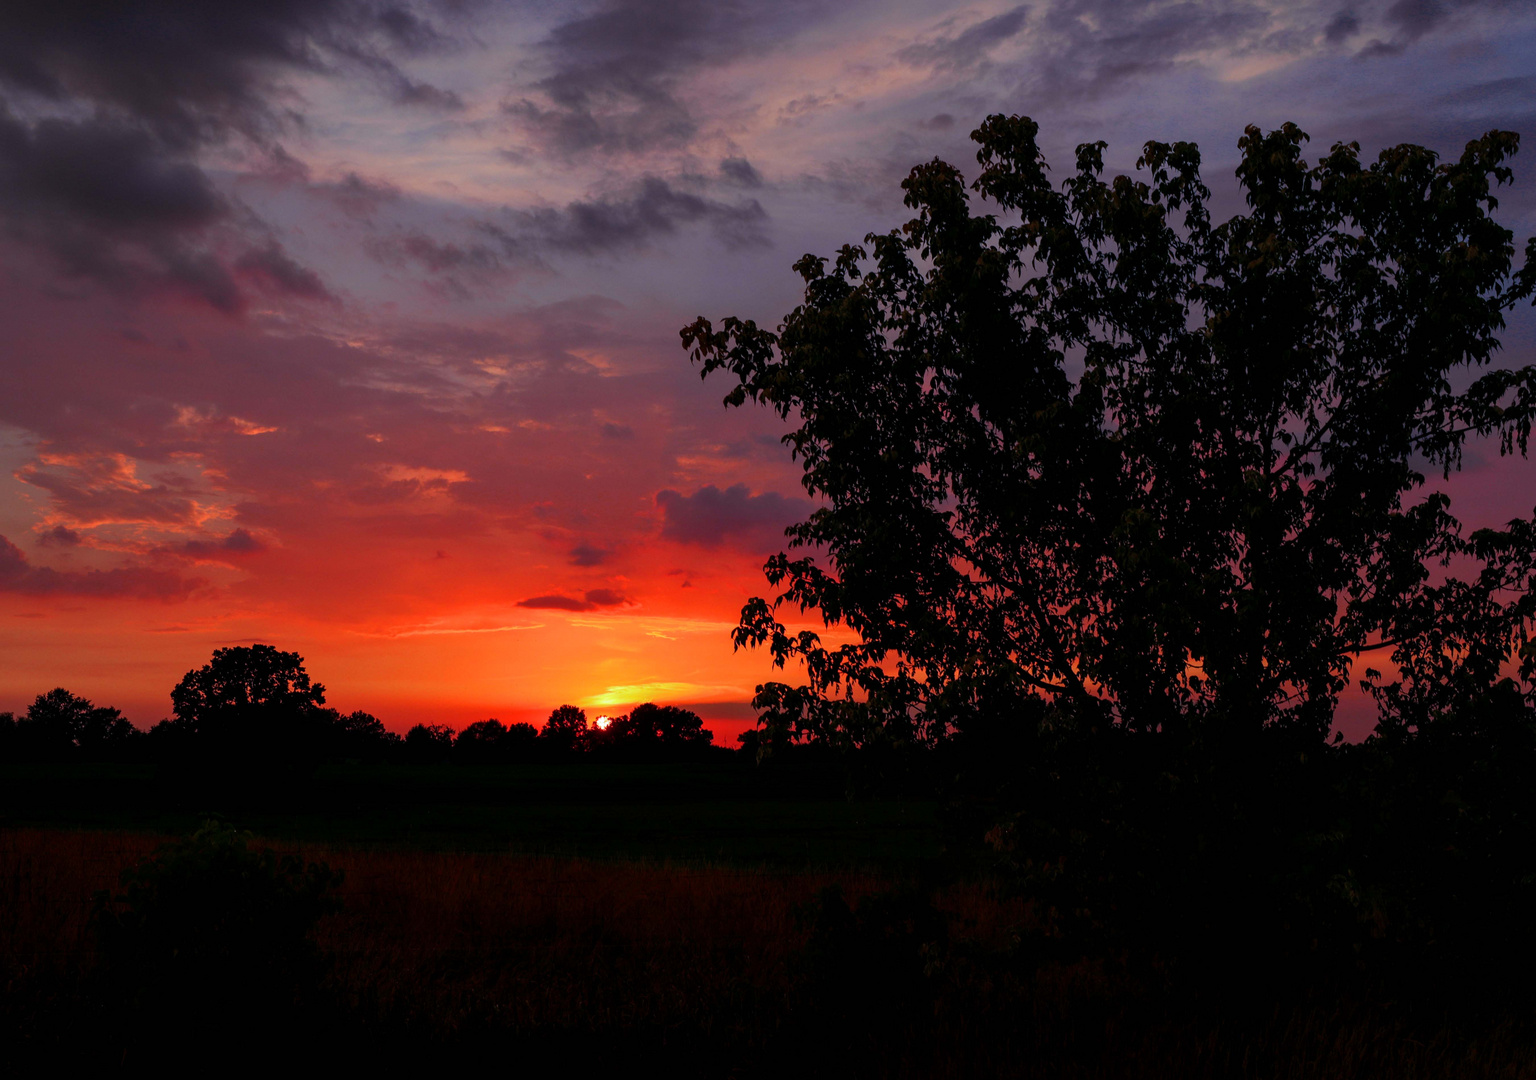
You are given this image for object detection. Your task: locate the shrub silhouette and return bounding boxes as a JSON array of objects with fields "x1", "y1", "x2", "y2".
[{"x1": 93, "y1": 820, "x2": 341, "y2": 1037}]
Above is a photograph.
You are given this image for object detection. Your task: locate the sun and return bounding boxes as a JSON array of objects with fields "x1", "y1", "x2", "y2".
[{"x1": 593, "y1": 715, "x2": 613, "y2": 730}]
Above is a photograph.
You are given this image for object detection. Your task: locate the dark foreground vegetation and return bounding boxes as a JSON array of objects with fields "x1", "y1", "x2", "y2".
[
  {"x1": 4, "y1": 825, "x2": 1534, "y2": 1076},
  {"x1": 0, "y1": 759, "x2": 935, "y2": 866},
  {"x1": 9, "y1": 115, "x2": 1536, "y2": 1073}
]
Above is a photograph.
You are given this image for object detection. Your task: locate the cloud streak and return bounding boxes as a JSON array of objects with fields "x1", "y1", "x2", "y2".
[{"x1": 504, "y1": 0, "x2": 827, "y2": 156}]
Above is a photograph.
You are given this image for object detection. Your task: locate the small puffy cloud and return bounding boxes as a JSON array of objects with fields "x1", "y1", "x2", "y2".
[
  {"x1": 37, "y1": 525, "x2": 81, "y2": 547},
  {"x1": 655, "y1": 484, "x2": 810, "y2": 549},
  {"x1": 171, "y1": 528, "x2": 268, "y2": 560},
  {"x1": 569, "y1": 542, "x2": 611, "y2": 567},
  {"x1": 583, "y1": 587, "x2": 629, "y2": 606}
]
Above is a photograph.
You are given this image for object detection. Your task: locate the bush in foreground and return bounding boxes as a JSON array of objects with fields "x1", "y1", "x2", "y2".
[{"x1": 91, "y1": 820, "x2": 341, "y2": 1045}]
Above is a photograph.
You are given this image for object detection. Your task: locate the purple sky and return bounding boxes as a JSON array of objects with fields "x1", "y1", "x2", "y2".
[{"x1": 1, "y1": 0, "x2": 1534, "y2": 738}]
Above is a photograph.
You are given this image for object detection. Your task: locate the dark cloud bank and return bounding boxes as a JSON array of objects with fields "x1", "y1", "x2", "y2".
[{"x1": 0, "y1": 0, "x2": 461, "y2": 309}]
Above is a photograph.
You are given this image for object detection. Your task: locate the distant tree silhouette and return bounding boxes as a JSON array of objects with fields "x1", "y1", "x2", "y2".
[
  {"x1": 145, "y1": 715, "x2": 196, "y2": 762},
  {"x1": 170, "y1": 645, "x2": 330, "y2": 769},
  {"x1": 454, "y1": 718, "x2": 537, "y2": 763},
  {"x1": 329, "y1": 709, "x2": 401, "y2": 762},
  {"x1": 736, "y1": 725, "x2": 798, "y2": 762},
  {"x1": 455, "y1": 718, "x2": 509, "y2": 762},
  {"x1": 404, "y1": 722, "x2": 454, "y2": 764},
  {"x1": 505, "y1": 721, "x2": 538, "y2": 752},
  {"x1": 11, "y1": 688, "x2": 139, "y2": 761},
  {"x1": 540, "y1": 705, "x2": 588, "y2": 754},
  {"x1": 606, "y1": 704, "x2": 713, "y2": 757},
  {"x1": 685, "y1": 115, "x2": 1536, "y2": 750}
]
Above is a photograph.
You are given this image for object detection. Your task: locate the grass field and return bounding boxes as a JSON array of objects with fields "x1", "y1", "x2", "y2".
[
  {"x1": 4, "y1": 764, "x2": 1535, "y2": 1076},
  {"x1": 0, "y1": 761, "x2": 940, "y2": 867}
]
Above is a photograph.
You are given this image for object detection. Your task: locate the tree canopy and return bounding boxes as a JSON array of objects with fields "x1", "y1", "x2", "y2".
[
  {"x1": 170, "y1": 644, "x2": 330, "y2": 763},
  {"x1": 16, "y1": 688, "x2": 136, "y2": 760},
  {"x1": 540, "y1": 704, "x2": 589, "y2": 752},
  {"x1": 684, "y1": 116, "x2": 1536, "y2": 748}
]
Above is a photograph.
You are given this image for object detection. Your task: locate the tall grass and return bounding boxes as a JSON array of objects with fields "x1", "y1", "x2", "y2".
[{"x1": 2, "y1": 828, "x2": 1532, "y2": 1077}]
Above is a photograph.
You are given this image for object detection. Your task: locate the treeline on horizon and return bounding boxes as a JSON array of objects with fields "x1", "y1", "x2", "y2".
[{"x1": 0, "y1": 645, "x2": 739, "y2": 767}]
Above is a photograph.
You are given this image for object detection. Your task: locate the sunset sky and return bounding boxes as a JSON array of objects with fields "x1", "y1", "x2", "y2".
[{"x1": 3, "y1": 0, "x2": 1536, "y2": 739}]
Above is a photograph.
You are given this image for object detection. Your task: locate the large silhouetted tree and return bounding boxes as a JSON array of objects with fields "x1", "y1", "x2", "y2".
[
  {"x1": 685, "y1": 116, "x2": 1536, "y2": 751},
  {"x1": 170, "y1": 645, "x2": 329, "y2": 765}
]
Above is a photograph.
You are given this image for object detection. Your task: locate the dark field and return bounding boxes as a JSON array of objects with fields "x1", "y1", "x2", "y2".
[
  {"x1": 4, "y1": 765, "x2": 1535, "y2": 1076},
  {"x1": 0, "y1": 760, "x2": 938, "y2": 866}
]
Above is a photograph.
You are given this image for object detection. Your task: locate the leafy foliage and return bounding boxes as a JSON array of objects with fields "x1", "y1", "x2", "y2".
[
  {"x1": 540, "y1": 703, "x2": 589, "y2": 754},
  {"x1": 683, "y1": 117, "x2": 1536, "y2": 983},
  {"x1": 684, "y1": 116, "x2": 1536, "y2": 748},
  {"x1": 330, "y1": 708, "x2": 401, "y2": 762},
  {"x1": 169, "y1": 643, "x2": 331, "y2": 766},
  {"x1": 1, "y1": 689, "x2": 140, "y2": 761}
]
